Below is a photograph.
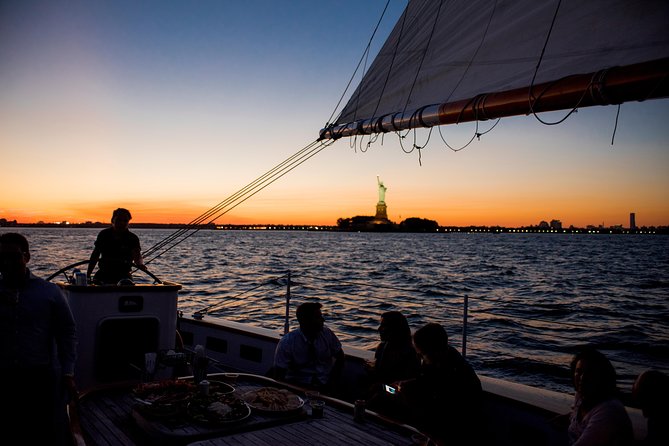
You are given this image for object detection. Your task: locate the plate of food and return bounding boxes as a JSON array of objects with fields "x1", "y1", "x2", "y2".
[
  {"x1": 207, "y1": 380, "x2": 235, "y2": 395},
  {"x1": 240, "y1": 387, "x2": 304, "y2": 415},
  {"x1": 132, "y1": 380, "x2": 196, "y2": 419},
  {"x1": 187, "y1": 394, "x2": 251, "y2": 426}
]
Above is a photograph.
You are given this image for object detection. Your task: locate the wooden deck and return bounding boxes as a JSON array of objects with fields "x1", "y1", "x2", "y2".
[{"x1": 73, "y1": 373, "x2": 424, "y2": 446}]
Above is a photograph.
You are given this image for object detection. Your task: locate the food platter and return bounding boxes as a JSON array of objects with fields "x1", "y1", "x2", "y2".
[
  {"x1": 207, "y1": 380, "x2": 235, "y2": 395},
  {"x1": 132, "y1": 379, "x2": 196, "y2": 419},
  {"x1": 187, "y1": 394, "x2": 251, "y2": 426},
  {"x1": 240, "y1": 387, "x2": 305, "y2": 415}
]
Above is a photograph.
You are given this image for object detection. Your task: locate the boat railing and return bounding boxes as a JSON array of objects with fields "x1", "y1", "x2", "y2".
[{"x1": 187, "y1": 270, "x2": 663, "y2": 390}]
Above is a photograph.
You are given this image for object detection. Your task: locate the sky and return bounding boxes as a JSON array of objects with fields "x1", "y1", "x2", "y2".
[{"x1": 1, "y1": 0, "x2": 668, "y2": 228}]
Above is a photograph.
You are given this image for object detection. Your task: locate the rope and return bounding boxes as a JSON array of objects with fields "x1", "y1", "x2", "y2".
[
  {"x1": 526, "y1": 0, "x2": 592, "y2": 126},
  {"x1": 142, "y1": 139, "x2": 335, "y2": 264},
  {"x1": 325, "y1": 0, "x2": 393, "y2": 127}
]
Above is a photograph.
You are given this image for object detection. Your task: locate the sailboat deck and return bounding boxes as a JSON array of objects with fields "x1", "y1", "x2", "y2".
[{"x1": 73, "y1": 373, "x2": 422, "y2": 446}]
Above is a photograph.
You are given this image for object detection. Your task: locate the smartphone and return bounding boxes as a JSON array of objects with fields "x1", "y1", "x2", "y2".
[{"x1": 384, "y1": 384, "x2": 397, "y2": 394}]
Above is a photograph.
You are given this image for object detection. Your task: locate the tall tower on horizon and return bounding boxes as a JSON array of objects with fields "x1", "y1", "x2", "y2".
[{"x1": 630, "y1": 212, "x2": 636, "y2": 230}]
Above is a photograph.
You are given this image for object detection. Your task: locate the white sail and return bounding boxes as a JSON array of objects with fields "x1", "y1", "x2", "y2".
[{"x1": 321, "y1": 0, "x2": 669, "y2": 139}]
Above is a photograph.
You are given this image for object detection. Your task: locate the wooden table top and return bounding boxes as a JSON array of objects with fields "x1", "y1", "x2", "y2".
[{"x1": 75, "y1": 373, "x2": 424, "y2": 446}]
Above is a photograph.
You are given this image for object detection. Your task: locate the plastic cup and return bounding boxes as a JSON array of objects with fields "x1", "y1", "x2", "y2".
[
  {"x1": 224, "y1": 373, "x2": 239, "y2": 384},
  {"x1": 411, "y1": 433, "x2": 429, "y2": 446},
  {"x1": 311, "y1": 399, "x2": 324, "y2": 418}
]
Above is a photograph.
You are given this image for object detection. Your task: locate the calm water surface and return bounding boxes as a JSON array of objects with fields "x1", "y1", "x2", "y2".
[{"x1": 5, "y1": 227, "x2": 668, "y2": 394}]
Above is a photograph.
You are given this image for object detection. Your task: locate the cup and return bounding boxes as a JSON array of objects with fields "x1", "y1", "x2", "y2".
[
  {"x1": 410, "y1": 433, "x2": 429, "y2": 446},
  {"x1": 311, "y1": 399, "x2": 325, "y2": 418},
  {"x1": 224, "y1": 373, "x2": 239, "y2": 384}
]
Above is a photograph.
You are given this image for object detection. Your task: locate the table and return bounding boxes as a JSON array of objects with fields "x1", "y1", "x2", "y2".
[{"x1": 75, "y1": 373, "x2": 425, "y2": 446}]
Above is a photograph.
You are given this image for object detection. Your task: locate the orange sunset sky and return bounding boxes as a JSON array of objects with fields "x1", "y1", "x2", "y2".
[{"x1": 2, "y1": 1, "x2": 668, "y2": 228}]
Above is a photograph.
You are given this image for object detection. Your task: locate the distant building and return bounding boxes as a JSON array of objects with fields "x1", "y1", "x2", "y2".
[
  {"x1": 630, "y1": 212, "x2": 636, "y2": 230},
  {"x1": 550, "y1": 219, "x2": 562, "y2": 230},
  {"x1": 538, "y1": 220, "x2": 549, "y2": 229}
]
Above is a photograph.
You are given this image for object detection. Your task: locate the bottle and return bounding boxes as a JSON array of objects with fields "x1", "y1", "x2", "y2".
[
  {"x1": 354, "y1": 399, "x2": 366, "y2": 422},
  {"x1": 193, "y1": 344, "x2": 208, "y2": 383},
  {"x1": 199, "y1": 380, "x2": 210, "y2": 396}
]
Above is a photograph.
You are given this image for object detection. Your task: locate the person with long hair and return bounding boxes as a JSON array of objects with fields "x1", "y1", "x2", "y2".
[
  {"x1": 567, "y1": 347, "x2": 633, "y2": 445},
  {"x1": 365, "y1": 311, "x2": 420, "y2": 416},
  {"x1": 373, "y1": 311, "x2": 420, "y2": 384}
]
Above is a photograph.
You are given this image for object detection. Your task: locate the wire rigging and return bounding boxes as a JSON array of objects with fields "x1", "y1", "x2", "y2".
[
  {"x1": 327, "y1": 0, "x2": 393, "y2": 127},
  {"x1": 142, "y1": 139, "x2": 335, "y2": 264}
]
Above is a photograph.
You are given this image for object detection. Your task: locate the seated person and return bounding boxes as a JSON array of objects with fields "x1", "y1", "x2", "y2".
[
  {"x1": 633, "y1": 369, "x2": 669, "y2": 446},
  {"x1": 395, "y1": 323, "x2": 482, "y2": 445},
  {"x1": 87, "y1": 208, "x2": 145, "y2": 284},
  {"x1": 567, "y1": 347, "x2": 633, "y2": 446},
  {"x1": 273, "y1": 302, "x2": 344, "y2": 393},
  {"x1": 365, "y1": 311, "x2": 420, "y2": 412}
]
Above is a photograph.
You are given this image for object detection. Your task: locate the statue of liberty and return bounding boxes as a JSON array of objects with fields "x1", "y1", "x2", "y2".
[{"x1": 377, "y1": 176, "x2": 387, "y2": 204}]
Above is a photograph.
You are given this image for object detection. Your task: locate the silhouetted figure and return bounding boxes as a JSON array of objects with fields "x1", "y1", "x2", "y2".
[
  {"x1": 567, "y1": 347, "x2": 633, "y2": 446},
  {"x1": 365, "y1": 311, "x2": 420, "y2": 415},
  {"x1": 633, "y1": 369, "x2": 669, "y2": 446},
  {"x1": 273, "y1": 302, "x2": 344, "y2": 393},
  {"x1": 0, "y1": 233, "x2": 78, "y2": 445},
  {"x1": 396, "y1": 323, "x2": 482, "y2": 445},
  {"x1": 88, "y1": 208, "x2": 145, "y2": 284}
]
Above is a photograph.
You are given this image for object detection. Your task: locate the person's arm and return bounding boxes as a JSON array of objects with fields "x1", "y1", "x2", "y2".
[
  {"x1": 273, "y1": 337, "x2": 290, "y2": 381},
  {"x1": 87, "y1": 247, "x2": 100, "y2": 277},
  {"x1": 132, "y1": 247, "x2": 146, "y2": 270}
]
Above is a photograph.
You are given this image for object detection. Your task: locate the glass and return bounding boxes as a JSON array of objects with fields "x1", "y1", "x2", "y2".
[
  {"x1": 310, "y1": 399, "x2": 324, "y2": 418},
  {"x1": 223, "y1": 373, "x2": 239, "y2": 384},
  {"x1": 411, "y1": 433, "x2": 430, "y2": 446}
]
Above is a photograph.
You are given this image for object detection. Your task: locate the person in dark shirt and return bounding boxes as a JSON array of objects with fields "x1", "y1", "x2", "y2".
[
  {"x1": 0, "y1": 232, "x2": 78, "y2": 445},
  {"x1": 633, "y1": 369, "x2": 669, "y2": 446},
  {"x1": 365, "y1": 311, "x2": 420, "y2": 415},
  {"x1": 396, "y1": 322, "x2": 482, "y2": 445},
  {"x1": 87, "y1": 208, "x2": 145, "y2": 284}
]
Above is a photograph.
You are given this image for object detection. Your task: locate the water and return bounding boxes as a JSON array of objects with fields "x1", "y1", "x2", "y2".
[{"x1": 4, "y1": 227, "x2": 668, "y2": 395}]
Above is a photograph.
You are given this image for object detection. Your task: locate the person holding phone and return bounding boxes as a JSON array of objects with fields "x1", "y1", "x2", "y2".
[{"x1": 365, "y1": 311, "x2": 419, "y2": 416}]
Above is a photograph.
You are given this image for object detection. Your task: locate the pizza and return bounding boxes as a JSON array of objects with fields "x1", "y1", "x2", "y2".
[{"x1": 241, "y1": 387, "x2": 304, "y2": 413}]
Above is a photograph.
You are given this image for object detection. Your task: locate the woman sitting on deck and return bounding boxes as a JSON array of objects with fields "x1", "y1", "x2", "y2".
[
  {"x1": 567, "y1": 347, "x2": 633, "y2": 446},
  {"x1": 364, "y1": 311, "x2": 420, "y2": 413}
]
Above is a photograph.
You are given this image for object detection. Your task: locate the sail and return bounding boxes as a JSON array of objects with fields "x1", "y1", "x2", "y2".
[{"x1": 320, "y1": 0, "x2": 669, "y2": 139}]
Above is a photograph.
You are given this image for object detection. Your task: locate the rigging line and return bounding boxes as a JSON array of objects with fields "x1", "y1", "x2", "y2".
[
  {"x1": 144, "y1": 142, "x2": 333, "y2": 263},
  {"x1": 326, "y1": 0, "x2": 392, "y2": 126},
  {"x1": 445, "y1": 0, "x2": 499, "y2": 103},
  {"x1": 530, "y1": 74, "x2": 594, "y2": 125},
  {"x1": 611, "y1": 104, "x2": 621, "y2": 145},
  {"x1": 143, "y1": 139, "x2": 321, "y2": 258},
  {"x1": 401, "y1": 0, "x2": 444, "y2": 115},
  {"x1": 368, "y1": 1, "x2": 410, "y2": 127},
  {"x1": 204, "y1": 140, "x2": 335, "y2": 224},
  {"x1": 144, "y1": 140, "x2": 335, "y2": 263},
  {"x1": 144, "y1": 141, "x2": 328, "y2": 263},
  {"x1": 526, "y1": 0, "x2": 589, "y2": 125},
  {"x1": 142, "y1": 139, "x2": 323, "y2": 259},
  {"x1": 143, "y1": 141, "x2": 320, "y2": 260}
]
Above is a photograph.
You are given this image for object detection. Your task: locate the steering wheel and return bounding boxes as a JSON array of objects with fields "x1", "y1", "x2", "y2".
[{"x1": 46, "y1": 260, "x2": 163, "y2": 284}]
